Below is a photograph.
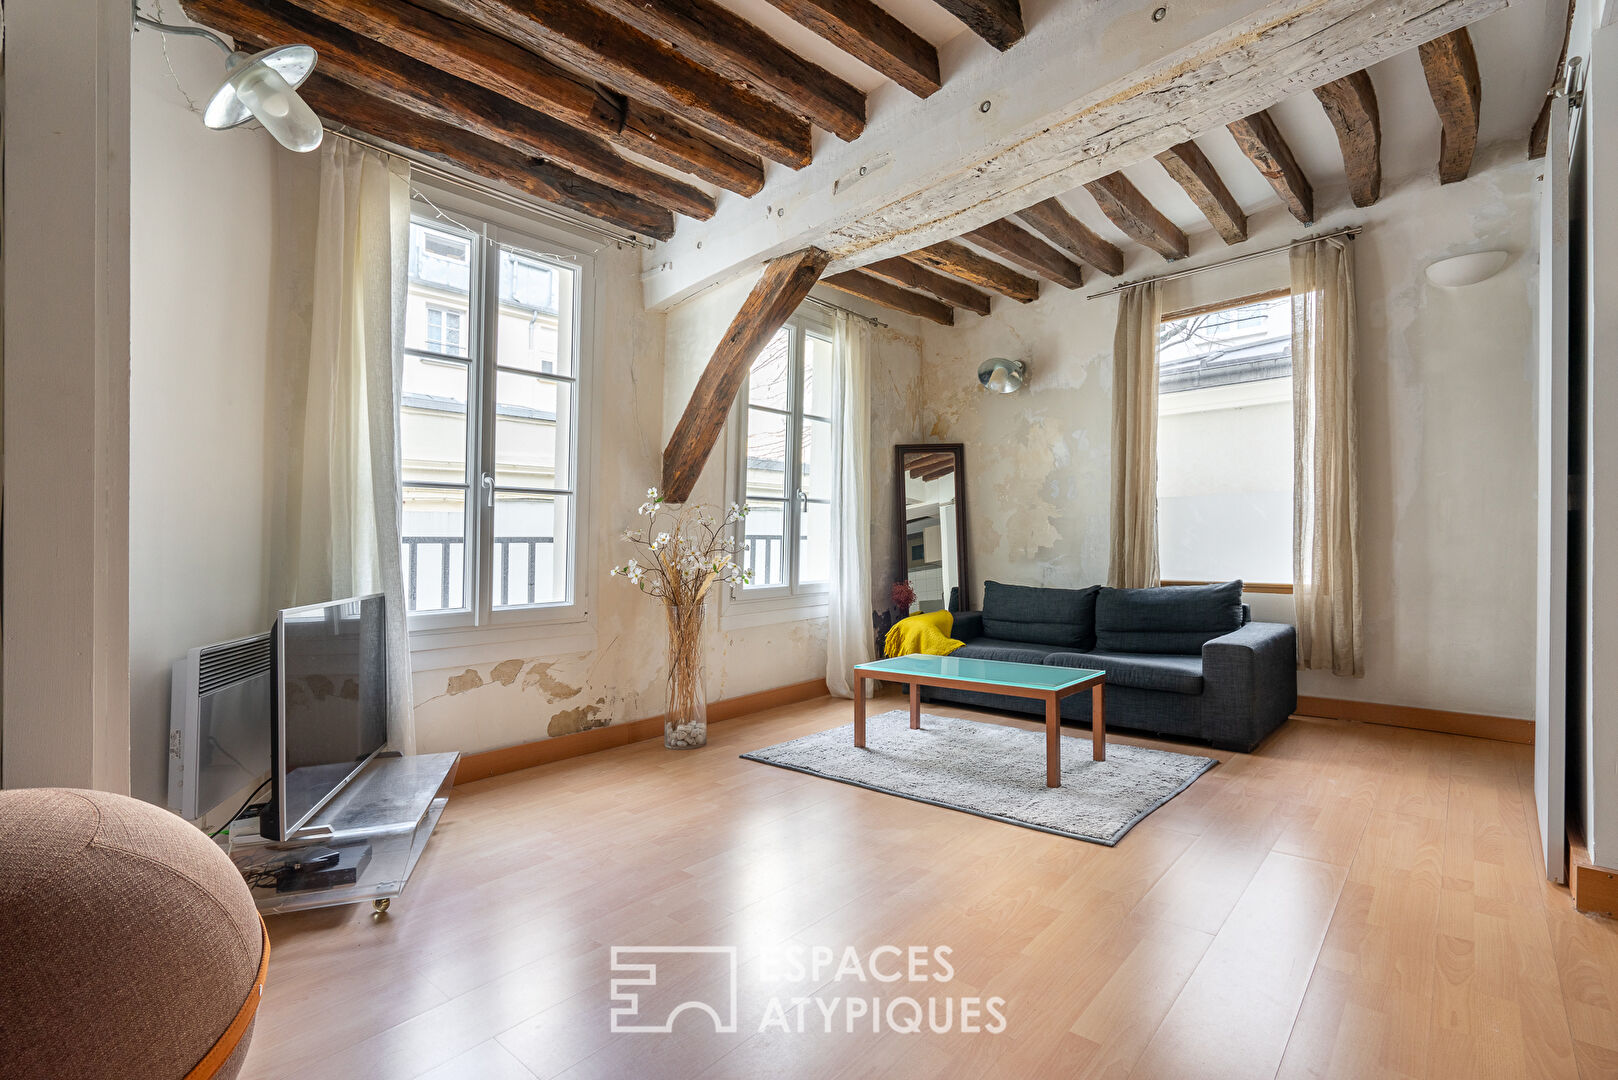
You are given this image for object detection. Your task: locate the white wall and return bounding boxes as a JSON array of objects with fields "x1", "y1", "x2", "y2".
[
  {"x1": 918, "y1": 149, "x2": 1539, "y2": 721},
  {"x1": 127, "y1": 24, "x2": 279, "y2": 803}
]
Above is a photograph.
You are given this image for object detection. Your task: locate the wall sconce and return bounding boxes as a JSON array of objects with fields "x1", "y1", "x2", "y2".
[
  {"x1": 1425, "y1": 250, "x2": 1509, "y2": 287},
  {"x1": 977, "y1": 357, "x2": 1027, "y2": 393}
]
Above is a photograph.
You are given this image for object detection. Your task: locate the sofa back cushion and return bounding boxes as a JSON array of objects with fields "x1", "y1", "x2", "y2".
[
  {"x1": 1094, "y1": 581, "x2": 1244, "y2": 654},
  {"x1": 981, "y1": 581, "x2": 1101, "y2": 648}
]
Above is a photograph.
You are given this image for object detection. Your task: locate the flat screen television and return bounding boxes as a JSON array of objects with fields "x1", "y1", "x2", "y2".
[{"x1": 262, "y1": 593, "x2": 390, "y2": 841}]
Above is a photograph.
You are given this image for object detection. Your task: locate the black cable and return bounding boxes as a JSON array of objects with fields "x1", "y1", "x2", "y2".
[{"x1": 209, "y1": 778, "x2": 272, "y2": 839}]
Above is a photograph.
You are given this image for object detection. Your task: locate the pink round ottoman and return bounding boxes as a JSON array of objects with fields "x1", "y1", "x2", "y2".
[{"x1": 0, "y1": 788, "x2": 268, "y2": 1079}]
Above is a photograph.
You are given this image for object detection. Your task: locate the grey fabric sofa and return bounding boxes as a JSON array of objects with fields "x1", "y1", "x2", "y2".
[{"x1": 927, "y1": 580, "x2": 1296, "y2": 753}]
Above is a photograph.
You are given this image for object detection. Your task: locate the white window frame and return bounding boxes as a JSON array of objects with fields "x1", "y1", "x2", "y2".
[
  {"x1": 723, "y1": 311, "x2": 833, "y2": 629},
  {"x1": 402, "y1": 183, "x2": 600, "y2": 658}
]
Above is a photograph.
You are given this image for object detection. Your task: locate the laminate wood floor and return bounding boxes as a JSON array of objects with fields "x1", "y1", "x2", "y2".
[{"x1": 238, "y1": 696, "x2": 1618, "y2": 1080}]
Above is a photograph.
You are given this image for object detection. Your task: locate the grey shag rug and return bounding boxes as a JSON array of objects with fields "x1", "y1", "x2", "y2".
[{"x1": 741, "y1": 710, "x2": 1216, "y2": 846}]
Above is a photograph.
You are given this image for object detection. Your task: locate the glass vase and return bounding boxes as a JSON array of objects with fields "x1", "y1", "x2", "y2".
[{"x1": 664, "y1": 601, "x2": 708, "y2": 749}]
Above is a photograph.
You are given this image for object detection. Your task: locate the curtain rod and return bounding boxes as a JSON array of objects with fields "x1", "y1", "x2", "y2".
[
  {"x1": 1084, "y1": 225, "x2": 1362, "y2": 300},
  {"x1": 803, "y1": 294, "x2": 887, "y2": 329}
]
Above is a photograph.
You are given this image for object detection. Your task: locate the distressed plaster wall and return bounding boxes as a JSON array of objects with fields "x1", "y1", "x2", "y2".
[{"x1": 918, "y1": 149, "x2": 1539, "y2": 721}]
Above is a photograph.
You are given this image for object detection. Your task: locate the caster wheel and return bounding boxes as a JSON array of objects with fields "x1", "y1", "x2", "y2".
[{"x1": 372, "y1": 898, "x2": 391, "y2": 915}]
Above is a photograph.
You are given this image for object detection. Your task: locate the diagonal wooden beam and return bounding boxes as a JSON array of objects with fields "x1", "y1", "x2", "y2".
[
  {"x1": 763, "y1": 0, "x2": 941, "y2": 98},
  {"x1": 962, "y1": 219, "x2": 1084, "y2": 289},
  {"x1": 429, "y1": 0, "x2": 813, "y2": 169},
  {"x1": 181, "y1": 0, "x2": 716, "y2": 219},
  {"x1": 1314, "y1": 71, "x2": 1381, "y2": 207},
  {"x1": 1227, "y1": 110, "x2": 1314, "y2": 223},
  {"x1": 282, "y1": 0, "x2": 763, "y2": 196},
  {"x1": 930, "y1": 0, "x2": 1024, "y2": 50},
  {"x1": 1084, "y1": 174, "x2": 1189, "y2": 261},
  {"x1": 586, "y1": 0, "x2": 866, "y2": 142},
  {"x1": 662, "y1": 249, "x2": 832, "y2": 502},
  {"x1": 1418, "y1": 28, "x2": 1481, "y2": 184},
  {"x1": 1154, "y1": 141, "x2": 1247, "y2": 245},
  {"x1": 290, "y1": 72, "x2": 675, "y2": 240},
  {"x1": 862, "y1": 258, "x2": 992, "y2": 315},
  {"x1": 821, "y1": 271, "x2": 954, "y2": 325},
  {"x1": 901, "y1": 242, "x2": 1040, "y2": 303},
  {"x1": 1014, "y1": 198, "x2": 1124, "y2": 277}
]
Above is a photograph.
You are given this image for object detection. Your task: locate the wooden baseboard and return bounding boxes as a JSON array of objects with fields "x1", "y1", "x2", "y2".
[
  {"x1": 1295, "y1": 695, "x2": 1533, "y2": 744},
  {"x1": 454, "y1": 678, "x2": 830, "y2": 784},
  {"x1": 1570, "y1": 825, "x2": 1618, "y2": 916}
]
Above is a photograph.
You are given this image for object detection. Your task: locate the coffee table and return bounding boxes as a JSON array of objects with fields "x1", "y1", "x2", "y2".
[{"x1": 851, "y1": 655, "x2": 1107, "y2": 788}]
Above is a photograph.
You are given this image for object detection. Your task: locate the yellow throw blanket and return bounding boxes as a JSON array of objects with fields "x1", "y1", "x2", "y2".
[{"x1": 884, "y1": 610, "x2": 964, "y2": 658}]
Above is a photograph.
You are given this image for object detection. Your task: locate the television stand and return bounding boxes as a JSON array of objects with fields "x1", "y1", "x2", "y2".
[{"x1": 226, "y1": 751, "x2": 460, "y2": 915}]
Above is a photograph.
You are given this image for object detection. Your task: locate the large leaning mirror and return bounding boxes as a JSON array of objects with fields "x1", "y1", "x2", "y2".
[{"x1": 894, "y1": 444, "x2": 971, "y2": 614}]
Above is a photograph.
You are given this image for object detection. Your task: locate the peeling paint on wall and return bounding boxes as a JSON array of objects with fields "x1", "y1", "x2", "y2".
[
  {"x1": 445, "y1": 669, "x2": 483, "y2": 696},
  {"x1": 490, "y1": 659, "x2": 525, "y2": 686},
  {"x1": 547, "y1": 698, "x2": 610, "y2": 738},
  {"x1": 523, "y1": 660, "x2": 582, "y2": 699}
]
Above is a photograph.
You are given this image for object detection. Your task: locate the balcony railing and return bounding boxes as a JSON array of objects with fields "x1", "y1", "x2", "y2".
[
  {"x1": 743, "y1": 536, "x2": 783, "y2": 587},
  {"x1": 402, "y1": 535, "x2": 554, "y2": 611}
]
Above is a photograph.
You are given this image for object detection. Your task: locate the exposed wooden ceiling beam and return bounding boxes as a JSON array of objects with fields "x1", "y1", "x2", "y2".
[
  {"x1": 182, "y1": 0, "x2": 716, "y2": 220},
  {"x1": 587, "y1": 0, "x2": 866, "y2": 142},
  {"x1": 290, "y1": 72, "x2": 675, "y2": 240},
  {"x1": 915, "y1": 462, "x2": 957, "y2": 482},
  {"x1": 862, "y1": 257, "x2": 992, "y2": 316},
  {"x1": 1084, "y1": 174, "x2": 1188, "y2": 261},
  {"x1": 821, "y1": 271, "x2": 954, "y2": 325},
  {"x1": 962, "y1": 219, "x2": 1083, "y2": 289},
  {"x1": 429, "y1": 0, "x2": 812, "y2": 169},
  {"x1": 904, "y1": 451, "x2": 955, "y2": 472},
  {"x1": 1419, "y1": 28, "x2": 1482, "y2": 184},
  {"x1": 1154, "y1": 141, "x2": 1247, "y2": 245},
  {"x1": 1314, "y1": 71, "x2": 1381, "y2": 208},
  {"x1": 1013, "y1": 198, "x2": 1124, "y2": 277},
  {"x1": 901, "y1": 242, "x2": 1040, "y2": 303},
  {"x1": 1227, "y1": 110, "x2": 1314, "y2": 224},
  {"x1": 762, "y1": 0, "x2": 941, "y2": 97},
  {"x1": 663, "y1": 249, "x2": 832, "y2": 502},
  {"x1": 930, "y1": 0, "x2": 1024, "y2": 51},
  {"x1": 282, "y1": 0, "x2": 763, "y2": 196}
]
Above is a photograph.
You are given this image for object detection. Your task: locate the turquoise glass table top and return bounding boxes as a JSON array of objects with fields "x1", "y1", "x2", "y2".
[{"x1": 854, "y1": 653, "x2": 1104, "y2": 691}]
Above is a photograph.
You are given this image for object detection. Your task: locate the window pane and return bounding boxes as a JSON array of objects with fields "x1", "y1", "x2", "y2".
[
  {"x1": 748, "y1": 328, "x2": 791, "y2": 410},
  {"x1": 496, "y1": 247, "x2": 575, "y2": 376},
  {"x1": 406, "y1": 223, "x2": 471, "y2": 357},
  {"x1": 800, "y1": 417, "x2": 834, "y2": 498},
  {"x1": 402, "y1": 487, "x2": 466, "y2": 612},
  {"x1": 401, "y1": 354, "x2": 468, "y2": 486},
  {"x1": 494, "y1": 493, "x2": 568, "y2": 607},
  {"x1": 800, "y1": 501, "x2": 831, "y2": 584},
  {"x1": 803, "y1": 333, "x2": 834, "y2": 419},
  {"x1": 1157, "y1": 295, "x2": 1291, "y2": 392},
  {"x1": 745, "y1": 408, "x2": 789, "y2": 499},
  {"x1": 741, "y1": 501, "x2": 787, "y2": 588},
  {"x1": 494, "y1": 371, "x2": 572, "y2": 490}
]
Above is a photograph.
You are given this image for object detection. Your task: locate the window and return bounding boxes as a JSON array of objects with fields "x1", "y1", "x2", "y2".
[
  {"x1": 733, "y1": 318, "x2": 835, "y2": 601},
  {"x1": 1156, "y1": 291, "x2": 1293, "y2": 587},
  {"x1": 400, "y1": 209, "x2": 588, "y2": 631}
]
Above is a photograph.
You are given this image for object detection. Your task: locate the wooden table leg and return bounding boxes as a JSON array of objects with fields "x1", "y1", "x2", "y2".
[
  {"x1": 1046, "y1": 693, "x2": 1061, "y2": 788},
  {"x1": 854, "y1": 675, "x2": 866, "y2": 748},
  {"x1": 909, "y1": 681, "x2": 921, "y2": 729},
  {"x1": 1092, "y1": 682, "x2": 1106, "y2": 762}
]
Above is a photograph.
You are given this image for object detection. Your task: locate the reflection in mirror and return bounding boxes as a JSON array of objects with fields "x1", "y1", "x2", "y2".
[{"x1": 897, "y1": 446, "x2": 967, "y2": 615}]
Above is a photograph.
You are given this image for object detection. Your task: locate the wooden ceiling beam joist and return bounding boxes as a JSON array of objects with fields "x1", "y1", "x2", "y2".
[
  {"x1": 763, "y1": 0, "x2": 942, "y2": 98},
  {"x1": 429, "y1": 0, "x2": 813, "y2": 169},
  {"x1": 291, "y1": 72, "x2": 676, "y2": 240},
  {"x1": 1314, "y1": 70, "x2": 1382, "y2": 207},
  {"x1": 1013, "y1": 198, "x2": 1124, "y2": 277},
  {"x1": 901, "y1": 242, "x2": 1039, "y2": 303},
  {"x1": 1418, "y1": 28, "x2": 1482, "y2": 184},
  {"x1": 1227, "y1": 110, "x2": 1315, "y2": 224},
  {"x1": 962, "y1": 219, "x2": 1084, "y2": 289},
  {"x1": 181, "y1": 0, "x2": 717, "y2": 219},
  {"x1": 904, "y1": 451, "x2": 956, "y2": 472},
  {"x1": 915, "y1": 463, "x2": 957, "y2": 482},
  {"x1": 281, "y1": 0, "x2": 764, "y2": 196},
  {"x1": 930, "y1": 0, "x2": 1024, "y2": 51},
  {"x1": 1083, "y1": 173, "x2": 1189, "y2": 261},
  {"x1": 587, "y1": 0, "x2": 866, "y2": 142},
  {"x1": 1154, "y1": 141, "x2": 1248, "y2": 245},
  {"x1": 663, "y1": 249, "x2": 832, "y2": 502},
  {"x1": 821, "y1": 271, "x2": 954, "y2": 326},
  {"x1": 862, "y1": 257, "x2": 992, "y2": 315}
]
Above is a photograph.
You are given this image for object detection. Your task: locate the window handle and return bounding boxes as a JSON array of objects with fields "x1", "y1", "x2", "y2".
[
  {"x1": 481, "y1": 473, "x2": 495, "y2": 509},
  {"x1": 797, "y1": 488, "x2": 808, "y2": 513}
]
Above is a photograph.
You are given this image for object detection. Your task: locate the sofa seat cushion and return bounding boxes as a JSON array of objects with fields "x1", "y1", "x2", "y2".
[
  {"x1": 1045, "y1": 650, "x2": 1205, "y2": 695},
  {"x1": 952, "y1": 638, "x2": 1066, "y2": 665},
  {"x1": 981, "y1": 581, "x2": 1101, "y2": 649},
  {"x1": 1094, "y1": 581, "x2": 1244, "y2": 654}
]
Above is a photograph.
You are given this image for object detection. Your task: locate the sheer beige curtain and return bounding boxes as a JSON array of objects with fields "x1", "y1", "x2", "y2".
[
  {"x1": 1109, "y1": 280, "x2": 1162, "y2": 588},
  {"x1": 1291, "y1": 236, "x2": 1363, "y2": 676}
]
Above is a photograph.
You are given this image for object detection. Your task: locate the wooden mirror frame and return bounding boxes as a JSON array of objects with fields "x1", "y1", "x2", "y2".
[{"x1": 893, "y1": 443, "x2": 972, "y2": 613}]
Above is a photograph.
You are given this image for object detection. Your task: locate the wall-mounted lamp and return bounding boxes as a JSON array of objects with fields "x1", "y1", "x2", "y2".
[
  {"x1": 977, "y1": 357, "x2": 1027, "y2": 393},
  {"x1": 133, "y1": 1, "x2": 324, "y2": 153},
  {"x1": 1425, "y1": 250, "x2": 1509, "y2": 288}
]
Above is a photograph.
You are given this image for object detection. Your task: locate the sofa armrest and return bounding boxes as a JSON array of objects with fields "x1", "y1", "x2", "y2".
[
  {"x1": 1199, "y1": 621, "x2": 1297, "y2": 751},
  {"x1": 952, "y1": 611, "x2": 984, "y2": 642}
]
